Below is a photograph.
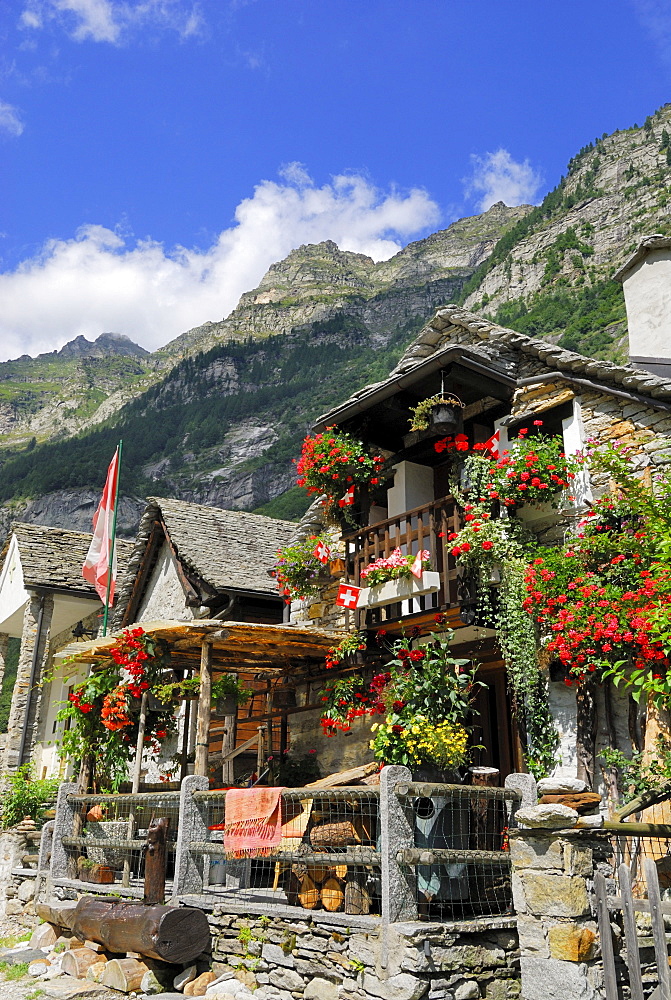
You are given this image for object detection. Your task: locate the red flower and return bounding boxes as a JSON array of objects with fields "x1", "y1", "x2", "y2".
[{"x1": 482, "y1": 540, "x2": 494, "y2": 550}]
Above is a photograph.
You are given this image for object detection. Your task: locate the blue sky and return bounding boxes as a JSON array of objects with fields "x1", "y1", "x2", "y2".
[{"x1": 1, "y1": 0, "x2": 670, "y2": 359}]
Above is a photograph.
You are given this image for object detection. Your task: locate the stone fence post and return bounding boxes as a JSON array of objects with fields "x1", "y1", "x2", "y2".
[
  {"x1": 172, "y1": 774, "x2": 209, "y2": 898},
  {"x1": 49, "y1": 782, "x2": 78, "y2": 883},
  {"x1": 380, "y1": 765, "x2": 415, "y2": 972},
  {"x1": 510, "y1": 826, "x2": 609, "y2": 1000}
]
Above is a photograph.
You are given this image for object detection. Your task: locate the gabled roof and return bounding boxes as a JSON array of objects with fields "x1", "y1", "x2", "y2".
[
  {"x1": 613, "y1": 234, "x2": 671, "y2": 282},
  {"x1": 0, "y1": 522, "x2": 133, "y2": 597},
  {"x1": 115, "y1": 498, "x2": 296, "y2": 615},
  {"x1": 315, "y1": 304, "x2": 671, "y2": 430}
]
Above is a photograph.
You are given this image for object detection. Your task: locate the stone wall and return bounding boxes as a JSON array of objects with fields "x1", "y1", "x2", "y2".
[
  {"x1": 206, "y1": 908, "x2": 520, "y2": 1000},
  {"x1": 509, "y1": 826, "x2": 613, "y2": 1000},
  {"x1": 0, "y1": 832, "x2": 40, "y2": 937}
]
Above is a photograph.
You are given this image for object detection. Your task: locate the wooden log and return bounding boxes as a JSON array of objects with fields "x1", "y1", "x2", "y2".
[
  {"x1": 310, "y1": 821, "x2": 360, "y2": 848},
  {"x1": 102, "y1": 958, "x2": 149, "y2": 992},
  {"x1": 86, "y1": 961, "x2": 109, "y2": 983},
  {"x1": 61, "y1": 947, "x2": 102, "y2": 978},
  {"x1": 305, "y1": 762, "x2": 379, "y2": 789},
  {"x1": 35, "y1": 901, "x2": 78, "y2": 930},
  {"x1": 144, "y1": 816, "x2": 169, "y2": 905},
  {"x1": 469, "y1": 766, "x2": 500, "y2": 851},
  {"x1": 69, "y1": 896, "x2": 210, "y2": 964},
  {"x1": 284, "y1": 870, "x2": 301, "y2": 906},
  {"x1": 321, "y1": 876, "x2": 345, "y2": 912},
  {"x1": 305, "y1": 864, "x2": 329, "y2": 885},
  {"x1": 297, "y1": 874, "x2": 320, "y2": 909},
  {"x1": 345, "y1": 872, "x2": 371, "y2": 915}
]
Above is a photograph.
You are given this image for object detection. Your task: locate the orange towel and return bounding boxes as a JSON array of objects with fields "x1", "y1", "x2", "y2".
[{"x1": 223, "y1": 787, "x2": 285, "y2": 858}]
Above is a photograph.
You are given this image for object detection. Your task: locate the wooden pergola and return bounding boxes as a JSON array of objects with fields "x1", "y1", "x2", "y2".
[{"x1": 55, "y1": 619, "x2": 342, "y2": 785}]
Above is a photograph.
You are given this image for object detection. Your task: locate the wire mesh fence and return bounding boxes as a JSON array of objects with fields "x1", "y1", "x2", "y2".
[
  {"x1": 62, "y1": 791, "x2": 181, "y2": 891},
  {"x1": 396, "y1": 782, "x2": 517, "y2": 921},
  {"x1": 610, "y1": 833, "x2": 671, "y2": 899},
  {"x1": 189, "y1": 788, "x2": 381, "y2": 914}
]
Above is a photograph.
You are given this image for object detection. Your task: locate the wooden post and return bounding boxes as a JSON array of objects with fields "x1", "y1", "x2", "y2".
[
  {"x1": 619, "y1": 862, "x2": 644, "y2": 1000},
  {"x1": 180, "y1": 695, "x2": 191, "y2": 784},
  {"x1": 644, "y1": 858, "x2": 671, "y2": 1000},
  {"x1": 144, "y1": 816, "x2": 169, "y2": 905},
  {"x1": 123, "y1": 688, "x2": 149, "y2": 888},
  {"x1": 195, "y1": 641, "x2": 212, "y2": 778},
  {"x1": 469, "y1": 766, "x2": 500, "y2": 851},
  {"x1": 256, "y1": 726, "x2": 265, "y2": 779}
]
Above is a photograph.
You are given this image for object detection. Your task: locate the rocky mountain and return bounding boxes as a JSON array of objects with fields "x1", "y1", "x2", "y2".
[
  {"x1": 462, "y1": 103, "x2": 671, "y2": 360},
  {"x1": 1, "y1": 102, "x2": 671, "y2": 536}
]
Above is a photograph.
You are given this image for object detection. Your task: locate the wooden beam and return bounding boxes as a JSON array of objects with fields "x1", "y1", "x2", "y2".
[{"x1": 195, "y1": 641, "x2": 212, "y2": 777}]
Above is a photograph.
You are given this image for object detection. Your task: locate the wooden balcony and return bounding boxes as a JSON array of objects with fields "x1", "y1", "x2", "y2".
[{"x1": 343, "y1": 495, "x2": 462, "y2": 626}]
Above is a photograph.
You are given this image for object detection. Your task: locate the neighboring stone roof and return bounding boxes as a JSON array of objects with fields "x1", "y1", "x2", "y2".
[
  {"x1": 316, "y1": 304, "x2": 671, "y2": 428},
  {"x1": 2, "y1": 522, "x2": 134, "y2": 596},
  {"x1": 115, "y1": 498, "x2": 296, "y2": 614}
]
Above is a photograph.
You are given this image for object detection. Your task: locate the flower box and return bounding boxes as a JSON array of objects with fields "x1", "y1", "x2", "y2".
[
  {"x1": 515, "y1": 497, "x2": 567, "y2": 528},
  {"x1": 357, "y1": 571, "x2": 440, "y2": 608}
]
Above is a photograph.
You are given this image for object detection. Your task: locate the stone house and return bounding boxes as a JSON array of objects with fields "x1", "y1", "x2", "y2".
[
  {"x1": 107, "y1": 497, "x2": 298, "y2": 782},
  {"x1": 285, "y1": 235, "x2": 671, "y2": 798},
  {"x1": 0, "y1": 522, "x2": 134, "y2": 779}
]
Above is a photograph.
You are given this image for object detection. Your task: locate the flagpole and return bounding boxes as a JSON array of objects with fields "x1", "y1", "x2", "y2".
[{"x1": 102, "y1": 439, "x2": 123, "y2": 637}]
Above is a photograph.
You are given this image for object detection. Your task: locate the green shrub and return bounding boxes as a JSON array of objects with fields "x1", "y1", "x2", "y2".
[{"x1": 1, "y1": 765, "x2": 59, "y2": 830}]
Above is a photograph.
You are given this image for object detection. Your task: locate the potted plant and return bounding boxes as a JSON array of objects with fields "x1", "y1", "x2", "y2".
[
  {"x1": 358, "y1": 548, "x2": 438, "y2": 608},
  {"x1": 408, "y1": 394, "x2": 465, "y2": 434},
  {"x1": 479, "y1": 425, "x2": 583, "y2": 518},
  {"x1": 77, "y1": 857, "x2": 115, "y2": 884},
  {"x1": 211, "y1": 675, "x2": 252, "y2": 717},
  {"x1": 295, "y1": 426, "x2": 385, "y2": 522},
  {"x1": 273, "y1": 534, "x2": 334, "y2": 604}
]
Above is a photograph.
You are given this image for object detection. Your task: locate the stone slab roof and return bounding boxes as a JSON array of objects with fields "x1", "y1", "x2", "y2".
[
  {"x1": 115, "y1": 498, "x2": 296, "y2": 613},
  {"x1": 3, "y1": 522, "x2": 134, "y2": 596},
  {"x1": 316, "y1": 304, "x2": 671, "y2": 428}
]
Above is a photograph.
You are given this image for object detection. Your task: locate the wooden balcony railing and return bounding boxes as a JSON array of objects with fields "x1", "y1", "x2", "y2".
[{"x1": 343, "y1": 495, "x2": 462, "y2": 625}]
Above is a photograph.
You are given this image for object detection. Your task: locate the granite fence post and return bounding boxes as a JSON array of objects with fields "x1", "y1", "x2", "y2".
[
  {"x1": 34, "y1": 819, "x2": 54, "y2": 902},
  {"x1": 505, "y1": 772, "x2": 537, "y2": 827},
  {"x1": 173, "y1": 773, "x2": 209, "y2": 897},
  {"x1": 380, "y1": 764, "x2": 415, "y2": 971},
  {"x1": 510, "y1": 825, "x2": 606, "y2": 1000},
  {"x1": 49, "y1": 783, "x2": 78, "y2": 883}
]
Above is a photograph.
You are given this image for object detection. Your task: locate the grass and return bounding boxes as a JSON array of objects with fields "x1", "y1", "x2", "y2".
[
  {"x1": 0, "y1": 962, "x2": 30, "y2": 980},
  {"x1": 0, "y1": 933, "x2": 31, "y2": 948},
  {"x1": 26, "y1": 991, "x2": 45, "y2": 999}
]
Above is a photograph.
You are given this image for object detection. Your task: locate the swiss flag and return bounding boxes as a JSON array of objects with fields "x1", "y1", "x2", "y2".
[
  {"x1": 339, "y1": 485, "x2": 355, "y2": 507},
  {"x1": 336, "y1": 583, "x2": 362, "y2": 609},
  {"x1": 82, "y1": 448, "x2": 120, "y2": 605},
  {"x1": 483, "y1": 430, "x2": 500, "y2": 458},
  {"x1": 313, "y1": 540, "x2": 331, "y2": 564},
  {"x1": 410, "y1": 552, "x2": 424, "y2": 579}
]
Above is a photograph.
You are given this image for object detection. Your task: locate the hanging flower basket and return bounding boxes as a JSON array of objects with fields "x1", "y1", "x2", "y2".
[
  {"x1": 212, "y1": 695, "x2": 238, "y2": 718},
  {"x1": 408, "y1": 394, "x2": 465, "y2": 434}
]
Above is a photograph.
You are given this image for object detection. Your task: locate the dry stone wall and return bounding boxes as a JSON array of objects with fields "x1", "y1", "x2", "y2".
[{"x1": 206, "y1": 909, "x2": 520, "y2": 1000}]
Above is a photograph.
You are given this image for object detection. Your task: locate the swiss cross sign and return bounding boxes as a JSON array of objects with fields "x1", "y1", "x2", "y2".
[
  {"x1": 313, "y1": 541, "x2": 331, "y2": 564},
  {"x1": 336, "y1": 583, "x2": 361, "y2": 608}
]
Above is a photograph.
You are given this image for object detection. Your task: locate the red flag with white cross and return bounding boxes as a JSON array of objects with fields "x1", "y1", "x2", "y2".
[
  {"x1": 336, "y1": 583, "x2": 361, "y2": 609},
  {"x1": 313, "y1": 540, "x2": 331, "y2": 564},
  {"x1": 338, "y1": 485, "x2": 355, "y2": 507}
]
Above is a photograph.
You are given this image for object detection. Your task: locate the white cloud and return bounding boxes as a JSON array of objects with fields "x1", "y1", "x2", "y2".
[
  {"x1": 630, "y1": 0, "x2": 671, "y2": 68},
  {"x1": 19, "y1": 0, "x2": 204, "y2": 44},
  {"x1": 465, "y1": 148, "x2": 542, "y2": 212},
  {"x1": 0, "y1": 166, "x2": 440, "y2": 360},
  {"x1": 0, "y1": 101, "x2": 25, "y2": 137}
]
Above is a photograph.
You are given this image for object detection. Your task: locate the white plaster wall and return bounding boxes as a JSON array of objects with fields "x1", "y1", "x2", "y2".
[
  {"x1": 622, "y1": 248, "x2": 671, "y2": 362},
  {"x1": 547, "y1": 679, "x2": 579, "y2": 779},
  {"x1": 136, "y1": 542, "x2": 193, "y2": 622},
  {"x1": 0, "y1": 537, "x2": 29, "y2": 637},
  {"x1": 387, "y1": 461, "x2": 434, "y2": 517}
]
